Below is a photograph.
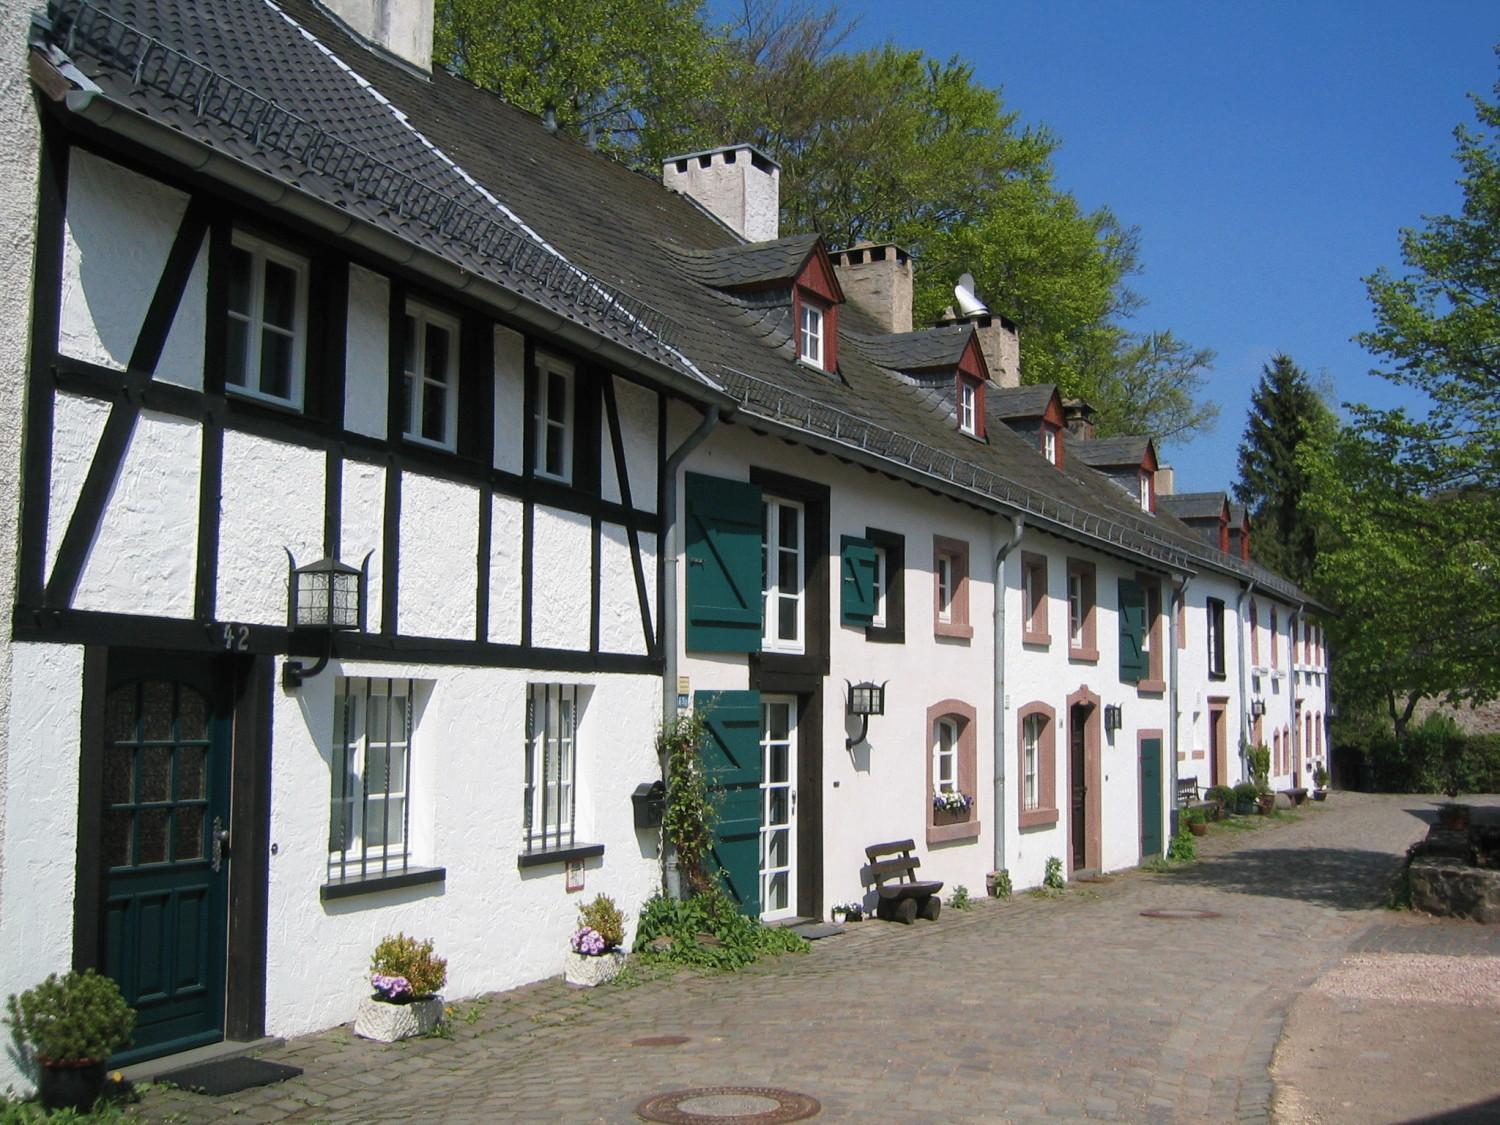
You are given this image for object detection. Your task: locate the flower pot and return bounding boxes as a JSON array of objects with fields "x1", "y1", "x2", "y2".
[
  {"x1": 564, "y1": 950, "x2": 625, "y2": 987},
  {"x1": 38, "y1": 1061, "x2": 106, "y2": 1113},
  {"x1": 933, "y1": 806, "x2": 971, "y2": 826},
  {"x1": 354, "y1": 995, "x2": 445, "y2": 1042},
  {"x1": 1257, "y1": 796, "x2": 1275, "y2": 815},
  {"x1": 1312, "y1": 789, "x2": 1327, "y2": 802},
  {"x1": 1188, "y1": 820, "x2": 1207, "y2": 837}
]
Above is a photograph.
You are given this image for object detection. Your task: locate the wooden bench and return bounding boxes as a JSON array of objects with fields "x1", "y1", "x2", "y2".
[
  {"x1": 864, "y1": 840, "x2": 944, "y2": 924},
  {"x1": 1176, "y1": 777, "x2": 1203, "y2": 808}
]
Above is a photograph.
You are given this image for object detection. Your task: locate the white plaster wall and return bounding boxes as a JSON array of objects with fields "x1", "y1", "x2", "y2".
[
  {"x1": 487, "y1": 494, "x2": 523, "y2": 644},
  {"x1": 59, "y1": 150, "x2": 186, "y2": 372},
  {"x1": 601, "y1": 375, "x2": 658, "y2": 511},
  {"x1": 1174, "y1": 573, "x2": 1246, "y2": 793},
  {"x1": 530, "y1": 506, "x2": 592, "y2": 650},
  {"x1": 344, "y1": 265, "x2": 389, "y2": 440},
  {"x1": 45, "y1": 391, "x2": 111, "y2": 580},
  {"x1": 263, "y1": 661, "x2": 662, "y2": 1037},
  {"x1": 155, "y1": 241, "x2": 207, "y2": 391},
  {"x1": 340, "y1": 459, "x2": 386, "y2": 629},
  {"x1": 217, "y1": 432, "x2": 324, "y2": 624},
  {"x1": 74, "y1": 411, "x2": 201, "y2": 619},
  {"x1": 598, "y1": 523, "x2": 653, "y2": 656},
  {"x1": 0, "y1": 645, "x2": 84, "y2": 1093},
  {"x1": 492, "y1": 325, "x2": 524, "y2": 474},
  {"x1": 398, "y1": 472, "x2": 478, "y2": 639}
]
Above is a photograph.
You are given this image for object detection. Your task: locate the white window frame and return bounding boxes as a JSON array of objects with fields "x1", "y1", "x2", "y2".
[
  {"x1": 958, "y1": 381, "x2": 977, "y2": 436},
  {"x1": 403, "y1": 301, "x2": 460, "y2": 451},
  {"x1": 870, "y1": 545, "x2": 888, "y2": 629},
  {"x1": 1068, "y1": 570, "x2": 1083, "y2": 647},
  {"x1": 1022, "y1": 713, "x2": 1042, "y2": 812},
  {"x1": 1043, "y1": 426, "x2": 1057, "y2": 465},
  {"x1": 532, "y1": 354, "x2": 575, "y2": 483},
  {"x1": 933, "y1": 717, "x2": 959, "y2": 794},
  {"x1": 525, "y1": 683, "x2": 581, "y2": 851},
  {"x1": 936, "y1": 553, "x2": 954, "y2": 623},
  {"x1": 762, "y1": 497, "x2": 805, "y2": 653},
  {"x1": 1138, "y1": 470, "x2": 1152, "y2": 511},
  {"x1": 798, "y1": 302, "x2": 824, "y2": 368},
  {"x1": 225, "y1": 230, "x2": 308, "y2": 409},
  {"x1": 329, "y1": 678, "x2": 414, "y2": 880}
]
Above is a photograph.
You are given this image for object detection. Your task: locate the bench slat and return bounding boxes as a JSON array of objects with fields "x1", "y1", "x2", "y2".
[
  {"x1": 877, "y1": 880, "x2": 942, "y2": 900},
  {"x1": 865, "y1": 839, "x2": 916, "y2": 861},
  {"x1": 868, "y1": 856, "x2": 921, "y2": 881}
]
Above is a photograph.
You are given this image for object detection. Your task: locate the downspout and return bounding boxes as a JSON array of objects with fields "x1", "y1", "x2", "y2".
[
  {"x1": 1290, "y1": 603, "x2": 1305, "y2": 786},
  {"x1": 992, "y1": 516, "x2": 1025, "y2": 880},
  {"x1": 659, "y1": 405, "x2": 720, "y2": 898},
  {"x1": 1168, "y1": 574, "x2": 1192, "y2": 834},
  {"x1": 1235, "y1": 580, "x2": 1257, "y2": 778}
]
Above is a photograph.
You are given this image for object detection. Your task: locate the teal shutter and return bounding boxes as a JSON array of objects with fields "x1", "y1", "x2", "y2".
[
  {"x1": 1118, "y1": 577, "x2": 1146, "y2": 683},
  {"x1": 696, "y1": 690, "x2": 763, "y2": 917},
  {"x1": 1139, "y1": 736, "x2": 1163, "y2": 858},
  {"x1": 685, "y1": 473, "x2": 763, "y2": 653},
  {"x1": 840, "y1": 536, "x2": 877, "y2": 626}
]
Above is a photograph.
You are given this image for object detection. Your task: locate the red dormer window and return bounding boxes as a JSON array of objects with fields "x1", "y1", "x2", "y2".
[
  {"x1": 799, "y1": 300, "x2": 824, "y2": 367},
  {"x1": 790, "y1": 245, "x2": 842, "y2": 374},
  {"x1": 957, "y1": 374, "x2": 985, "y2": 438},
  {"x1": 1041, "y1": 421, "x2": 1064, "y2": 466}
]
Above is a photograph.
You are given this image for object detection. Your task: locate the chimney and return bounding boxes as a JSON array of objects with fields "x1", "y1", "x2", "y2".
[
  {"x1": 936, "y1": 307, "x2": 1021, "y2": 387},
  {"x1": 1062, "y1": 397, "x2": 1096, "y2": 441},
  {"x1": 318, "y1": 0, "x2": 434, "y2": 72},
  {"x1": 1155, "y1": 464, "x2": 1175, "y2": 496},
  {"x1": 830, "y1": 243, "x2": 913, "y2": 334},
  {"x1": 663, "y1": 145, "x2": 780, "y2": 242}
]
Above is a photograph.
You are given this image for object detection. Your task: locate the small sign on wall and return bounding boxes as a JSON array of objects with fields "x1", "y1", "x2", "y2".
[
  {"x1": 565, "y1": 860, "x2": 585, "y2": 893},
  {"x1": 677, "y1": 675, "x2": 690, "y2": 713}
]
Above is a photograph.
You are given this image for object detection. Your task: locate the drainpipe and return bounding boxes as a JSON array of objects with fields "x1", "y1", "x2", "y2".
[
  {"x1": 658, "y1": 405, "x2": 720, "y2": 898},
  {"x1": 1234, "y1": 580, "x2": 1257, "y2": 779},
  {"x1": 1168, "y1": 574, "x2": 1192, "y2": 835},
  {"x1": 1290, "y1": 602, "x2": 1305, "y2": 786},
  {"x1": 992, "y1": 516, "x2": 1025, "y2": 881}
]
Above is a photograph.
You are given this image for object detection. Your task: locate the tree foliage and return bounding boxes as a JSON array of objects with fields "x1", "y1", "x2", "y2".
[{"x1": 1232, "y1": 354, "x2": 1336, "y2": 583}]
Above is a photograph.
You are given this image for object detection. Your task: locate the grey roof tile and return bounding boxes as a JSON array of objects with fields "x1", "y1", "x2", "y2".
[
  {"x1": 988, "y1": 385, "x2": 1057, "y2": 418},
  {"x1": 1159, "y1": 492, "x2": 1231, "y2": 521},
  {"x1": 846, "y1": 326, "x2": 972, "y2": 372},
  {"x1": 1072, "y1": 436, "x2": 1153, "y2": 468},
  {"x1": 672, "y1": 236, "x2": 820, "y2": 289}
]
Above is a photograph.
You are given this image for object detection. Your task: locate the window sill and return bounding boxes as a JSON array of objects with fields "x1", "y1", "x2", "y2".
[
  {"x1": 1022, "y1": 630, "x2": 1051, "y2": 648},
  {"x1": 1136, "y1": 677, "x2": 1167, "y2": 696},
  {"x1": 864, "y1": 624, "x2": 905, "y2": 645},
  {"x1": 1068, "y1": 645, "x2": 1100, "y2": 664},
  {"x1": 516, "y1": 842, "x2": 605, "y2": 870},
  {"x1": 934, "y1": 621, "x2": 973, "y2": 640},
  {"x1": 1018, "y1": 807, "x2": 1059, "y2": 830},
  {"x1": 320, "y1": 866, "x2": 446, "y2": 902},
  {"x1": 927, "y1": 817, "x2": 981, "y2": 846}
]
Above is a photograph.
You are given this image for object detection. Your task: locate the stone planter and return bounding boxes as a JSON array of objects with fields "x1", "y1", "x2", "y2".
[
  {"x1": 38, "y1": 1061, "x2": 106, "y2": 1113},
  {"x1": 354, "y1": 995, "x2": 445, "y2": 1042},
  {"x1": 564, "y1": 950, "x2": 625, "y2": 987},
  {"x1": 1312, "y1": 789, "x2": 1328, "y2": 802}
]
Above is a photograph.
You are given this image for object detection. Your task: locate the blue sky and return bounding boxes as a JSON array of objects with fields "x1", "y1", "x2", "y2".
[{"x1": 824, "y1": 1, "x2": 1497, "y2": 492}]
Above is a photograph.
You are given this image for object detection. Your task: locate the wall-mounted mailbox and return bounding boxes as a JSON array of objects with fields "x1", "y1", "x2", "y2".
[{"x1": 631, "y1": 781, "x2": 665, "y2": 829}]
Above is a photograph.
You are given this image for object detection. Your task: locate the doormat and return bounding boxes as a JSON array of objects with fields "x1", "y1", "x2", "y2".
[
  {"x1": 785, "y1": 921, "x2": 844, "y2": 940},
  {"x1": 157, "y1": 1057, "x2": 303, "y2": 1097}
]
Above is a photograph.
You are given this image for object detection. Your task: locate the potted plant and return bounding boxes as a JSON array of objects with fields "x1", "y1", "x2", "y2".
[
  {"x1": 1312, "y1": 763, "x2": 1330, "y2": 800},
  {"x1": 1232, "y1": 782, "x2": 1259, "y2": 816},
  {"x1": 5, "y1": 970, "x2": 135, "y2": 1112},
  {"x1": 564, "y1": 894, "x2": 627, "y2": 987},
  {"x1": 932, "y1": 790, "x2": 974, "y2": 824},
  {"x1": 1207, "y1": 784, "x2": 1235, "y2": 820},
  {"x1": 830, "y1": 900, "x2": 863, "y2": 923},
  {"x1": 354, "y1": 933, "x2": 447, "y2": 1042},
  {"x1": 1185, "y1": 806, "x2": 1208, "y2": 837}
]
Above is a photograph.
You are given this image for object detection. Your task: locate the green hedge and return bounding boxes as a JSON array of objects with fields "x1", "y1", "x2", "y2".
[{"x1": 1361, "y1": 714, "x2": 1500, "y2": 794}]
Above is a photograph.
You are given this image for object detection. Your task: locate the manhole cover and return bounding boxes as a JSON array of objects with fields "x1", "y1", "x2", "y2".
[
  {"x1": 632, "y1": 1035, "x2": 691, "y2": 1047},
  {"x1": 636, "y1": 1086, "x2": 820, "y2": 1123},
  {"x1": 1140, "y1": 908, "x2": 1222, "y2": 920}
]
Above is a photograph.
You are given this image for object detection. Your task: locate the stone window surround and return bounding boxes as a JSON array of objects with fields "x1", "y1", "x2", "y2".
[
  {"x1": 1017, "y1": 700, "x2": 1059, "y2": 829},
  {"x1": 926, "y1": 698, "x2": 980, "y2": 845}
]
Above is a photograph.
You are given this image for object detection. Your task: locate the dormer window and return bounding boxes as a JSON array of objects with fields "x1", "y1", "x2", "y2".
[
  {"x1": 799, "y1": 301, "x2": 825, "y2": 368},
  {"x1": 959, "y1": 382, "x2": 977, "y2": 435},
  {"x1": 1138, "y1": 470, "x2": 1153, "y2": 512},
  {"x1": 1042, "y1": 424, "x2": 1061, "y2": 465}
]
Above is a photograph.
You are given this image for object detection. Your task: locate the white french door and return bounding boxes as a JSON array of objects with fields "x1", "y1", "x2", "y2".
[{"x1": 759, "y1": 696, "x2": 798, "y2": 921}]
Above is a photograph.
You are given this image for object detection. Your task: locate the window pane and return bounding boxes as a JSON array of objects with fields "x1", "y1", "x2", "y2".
[
  {"x1": 546, "y1": 371, "x2": 567, "y2": 423},
  {"x1": 778, "y1": 595, "x2": 797, "y2": 641},
  {"x1": 138, "y1": 809, "x2": 169, "y2": 864},
  {"x1": 227, "y1": 246, "x2": 253, "y2": 316},
  {"x1": 259, "y1": 327, "x2": 293, "y2": 400},
  {"x1": 422, "y1": 380, "x2": 447, "y2": 443},
  {"x1": 104, "y1": 810, "x2": 132, "y2": 868},
  {"x1": 104, "y1": 745, "x2": 134, "y2": 805},
  {"x1": 142, "y1": 681, "x2": 173, "y2": 741},
  {"x1": 544, "y1": 425, "x2": 565, "y2": 477},
  {"x1": 178, "y1": 688, "x2": 207, "y2": 741},
  {"x1": 424, "y1": 322, "x2": 450, "y2": 387},
  {"x1": 403, "y1": 315, "x2": 417, "y2": 374},
  {"x1": 225, "y1": 317, "x2": 250, "y2": 387},
  {"x1": 177, "y1": 746, "x2": 206, "y2": 800},
  {"x1": 768, "y1": 743, "x2": 788, "y2": 783},
  {"x1": 140, "y1": 746, "x2": 172, "y2": 803},
  {"x1": 262, "y1": 259, "x2": 297, "y2": 329},
  {"x1": 175, "y1": 806, "x2": 204, "y2": 861},
  {"x1": 779, "y1": 505, "x2": 799, "y2": 552}
]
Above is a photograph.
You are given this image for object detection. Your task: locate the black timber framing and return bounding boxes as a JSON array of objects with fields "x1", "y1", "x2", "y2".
[
  {"x1": 225, "y1": 654, "x2": 272, "y2": 1042},
  {"x1": 71, "y1": 645, "x2": 107, "y2": 973},
  {"x1": 602, "y1": 374, "x2": 657, "y2": 656}
]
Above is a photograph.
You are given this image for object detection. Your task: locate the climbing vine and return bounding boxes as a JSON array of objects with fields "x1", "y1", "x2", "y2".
[{"x1": 658, "y1": 709, "x2": 716, "y2": 892}]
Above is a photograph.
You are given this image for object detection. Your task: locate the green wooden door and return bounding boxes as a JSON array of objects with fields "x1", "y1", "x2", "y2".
[
  {"x1": 102, "y1": 656, "x2": 232, "y2": 1064},
  {"x1": 696, "y1": 689, "x2": 762, "y2": 916},
  {"x1": 1139, "y1": 736, "x2": 1163, "y2": 859}
]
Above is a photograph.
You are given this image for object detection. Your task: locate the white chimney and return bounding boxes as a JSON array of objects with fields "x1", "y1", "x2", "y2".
[
  {"x1": 663, "y1": 145, "x2": 780, "y2": 243},
  {"x1": 318, "y1": 0, "x2": 434, "y2": 73}
]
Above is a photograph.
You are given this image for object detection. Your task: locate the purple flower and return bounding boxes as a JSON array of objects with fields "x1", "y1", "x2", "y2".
[
  {"x1": 571, "y1": 927, "x2": 608, "y2": 956},
  {"x1": 371, "y1": 973, "x2": 413, "y2": 1001}
]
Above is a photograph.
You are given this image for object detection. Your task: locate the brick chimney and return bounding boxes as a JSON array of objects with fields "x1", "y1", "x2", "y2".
[
  {"x1": 1062, "y1": 397, "x2": 1096, "y2": 440},
  {"x1": 318, "y1": 0, "x2": 434, "y2": 71},
  {"x1": 936, "y1": 307, "x2": 1020, "y2": 388},
  {"x1": 1155, "y1": 464, "x2": 1175, "y2": 496},
  {"x1": 663, "y1": 145, "x2": 780, "y2": 243},
  {"x1": 830, "y1": 243, "x2": 913, "y2": 334}
]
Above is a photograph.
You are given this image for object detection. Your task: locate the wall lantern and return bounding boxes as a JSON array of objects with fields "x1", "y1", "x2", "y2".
[
  {"x1": 1250, "y1": 698, "x2": 1267, "y2": 718},
  {"x1": 1103, "y1": 704, "x2": 1123, "y2": 734},
  {"x1": 845, "y1": 680, "x2": 887, "y2": 750},
  {"x1": 284, "y1": 551, "x2": 366, "y2": 689}
]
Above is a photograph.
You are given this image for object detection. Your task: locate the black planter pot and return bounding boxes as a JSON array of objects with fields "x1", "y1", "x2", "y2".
[{"x1": 39, "y1": 1061, "x2": 106, "y2": 1113}]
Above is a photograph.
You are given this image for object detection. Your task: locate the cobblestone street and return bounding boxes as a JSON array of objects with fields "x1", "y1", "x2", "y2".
[{"x1": 130, "y1": 793, "x2": 1498, "y2": 1123}]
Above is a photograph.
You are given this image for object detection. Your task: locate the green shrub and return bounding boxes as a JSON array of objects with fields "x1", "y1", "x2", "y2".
[
  {"x1": 369, "y1": 934, "x2": 447, "y2": 999},
  {"x1": 577, "y1": 894, "x2": 626, "y2": 950},
  {"x1": 1043, "y1": 856, "x2": 1064, "y2": 890},
  {"x1": 1363, "y1": 718, "x2": 1500, "y2": 795},
  {"x1": 1207, "y1": 784, "x2": 1235, "y2": 808},
  {"x1": 633, "y1": 888, "x2": 807, "y2": 970},
  {"x1": 1248, "y1": 745, "x2": 1271, "y2": 791},
  {"x1": 5, "y1": 970, "x2": 135, "y2": 1064},
  {"x1": 659, "y1": 711, "x2": 716, "y2": 892},
  {"x1": 949, "y1": 885, "x2": 972, "y2": 910},
  {"x1": 1233, "y1": 781, "x2": 1259, "y2": 805},
  {"x1": 1185, "y1": 805, "x2": 1206, "y2": 826},
  {"x1": 989, "y1": 869, "x2": 1012, "y2": 899},
  {"x1": 1167, "y1": 817, "x2": 1197, "y2": 862}
]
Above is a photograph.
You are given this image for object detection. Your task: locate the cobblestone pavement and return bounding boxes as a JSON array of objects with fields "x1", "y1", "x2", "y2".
[{"x1": 129, "y1": 793, "x2": 1488, "y2": 1124}]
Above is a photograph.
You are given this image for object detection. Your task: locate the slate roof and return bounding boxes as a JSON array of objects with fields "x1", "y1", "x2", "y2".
[
  {"x1": 37, "y1": 0, "x2": 1318, "y2": 607},
  {"x1": 846, "y1": 326, "x2": 973, "y2": 373},
  {"x1": 1072, "y1": 437, "x2": 1152, "y2": 468},
  {"x1": 674, "y1": 235, "x2": 820, "y2": 290},
  {"x1": 988, "y1": 385, "x2": 1057, "y2": 419},
  {"x1": 1159, "y1": 492, "x2": 1231, "y2": 521}
]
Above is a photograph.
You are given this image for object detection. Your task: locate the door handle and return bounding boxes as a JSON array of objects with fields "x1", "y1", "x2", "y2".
[{"x1": 211, "y1": 816, "x2": 230, "y2": 873}]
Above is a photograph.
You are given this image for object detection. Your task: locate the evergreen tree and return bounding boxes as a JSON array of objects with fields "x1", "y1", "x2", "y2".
[{"x1": 1232, "y1": 354, "x2": 1336, "y2": 583}]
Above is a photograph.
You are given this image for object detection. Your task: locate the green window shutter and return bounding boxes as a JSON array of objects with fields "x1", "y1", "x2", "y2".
[
  {"x1": 840, "y1": 536, "x2": 877, "y2": 626},
  {"x1": 684, "y1": 473, "x2": 763, "y2": 653},
  {"x1": 1118, "y1": 577, "x2": 1146, "y2": 683},
  {"x1": 695, "y1": 690, "x2": 763, "y2": 917}
]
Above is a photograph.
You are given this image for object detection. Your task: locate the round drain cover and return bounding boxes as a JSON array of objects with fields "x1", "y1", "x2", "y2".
[
  {"x1": 1140, "y1": 908, "x2": 1222, "y2": 920},
  {"x1": 632, "y1": 1035, "x2": 691, "y2": 1047},
  {"x1": 636, "y1": 1086, "x2": 821, "y2": 1123}
]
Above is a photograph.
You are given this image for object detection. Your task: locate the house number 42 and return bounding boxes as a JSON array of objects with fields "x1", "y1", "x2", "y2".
[{"x1": 220, "y1": 623, "x2": 251, "y2": 652}]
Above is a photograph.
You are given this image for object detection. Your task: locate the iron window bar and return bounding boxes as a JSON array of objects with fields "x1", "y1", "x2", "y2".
[
  {"x1": 329, "y1": 678, "x2": 413, "y2": 882},
  {"x1": 524, "y1": 684, "x2": 578, "y2": 854}
]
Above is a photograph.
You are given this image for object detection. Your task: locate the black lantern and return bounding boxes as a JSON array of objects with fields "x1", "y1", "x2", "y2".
[
  {"x1": 284, "y1": 552, "x2": 366, "y2": 689},
  {"x1": 1104, "y1": 703, "x2": 1123, "y2": 733},
  {"x1": 845, "y1": 680, "x2": 887, "y2": 750},
  {"x1": 1250, "y1": 698, "x2": 1266, "y2": 718}
]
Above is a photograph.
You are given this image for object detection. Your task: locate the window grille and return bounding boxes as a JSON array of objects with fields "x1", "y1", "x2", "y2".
[
  {"x1": 329, "y1": 678, "x2": 414, "y2": 881},
  {"x1": 525, "y1": 684, "x2": 578, "y2": 852}
]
